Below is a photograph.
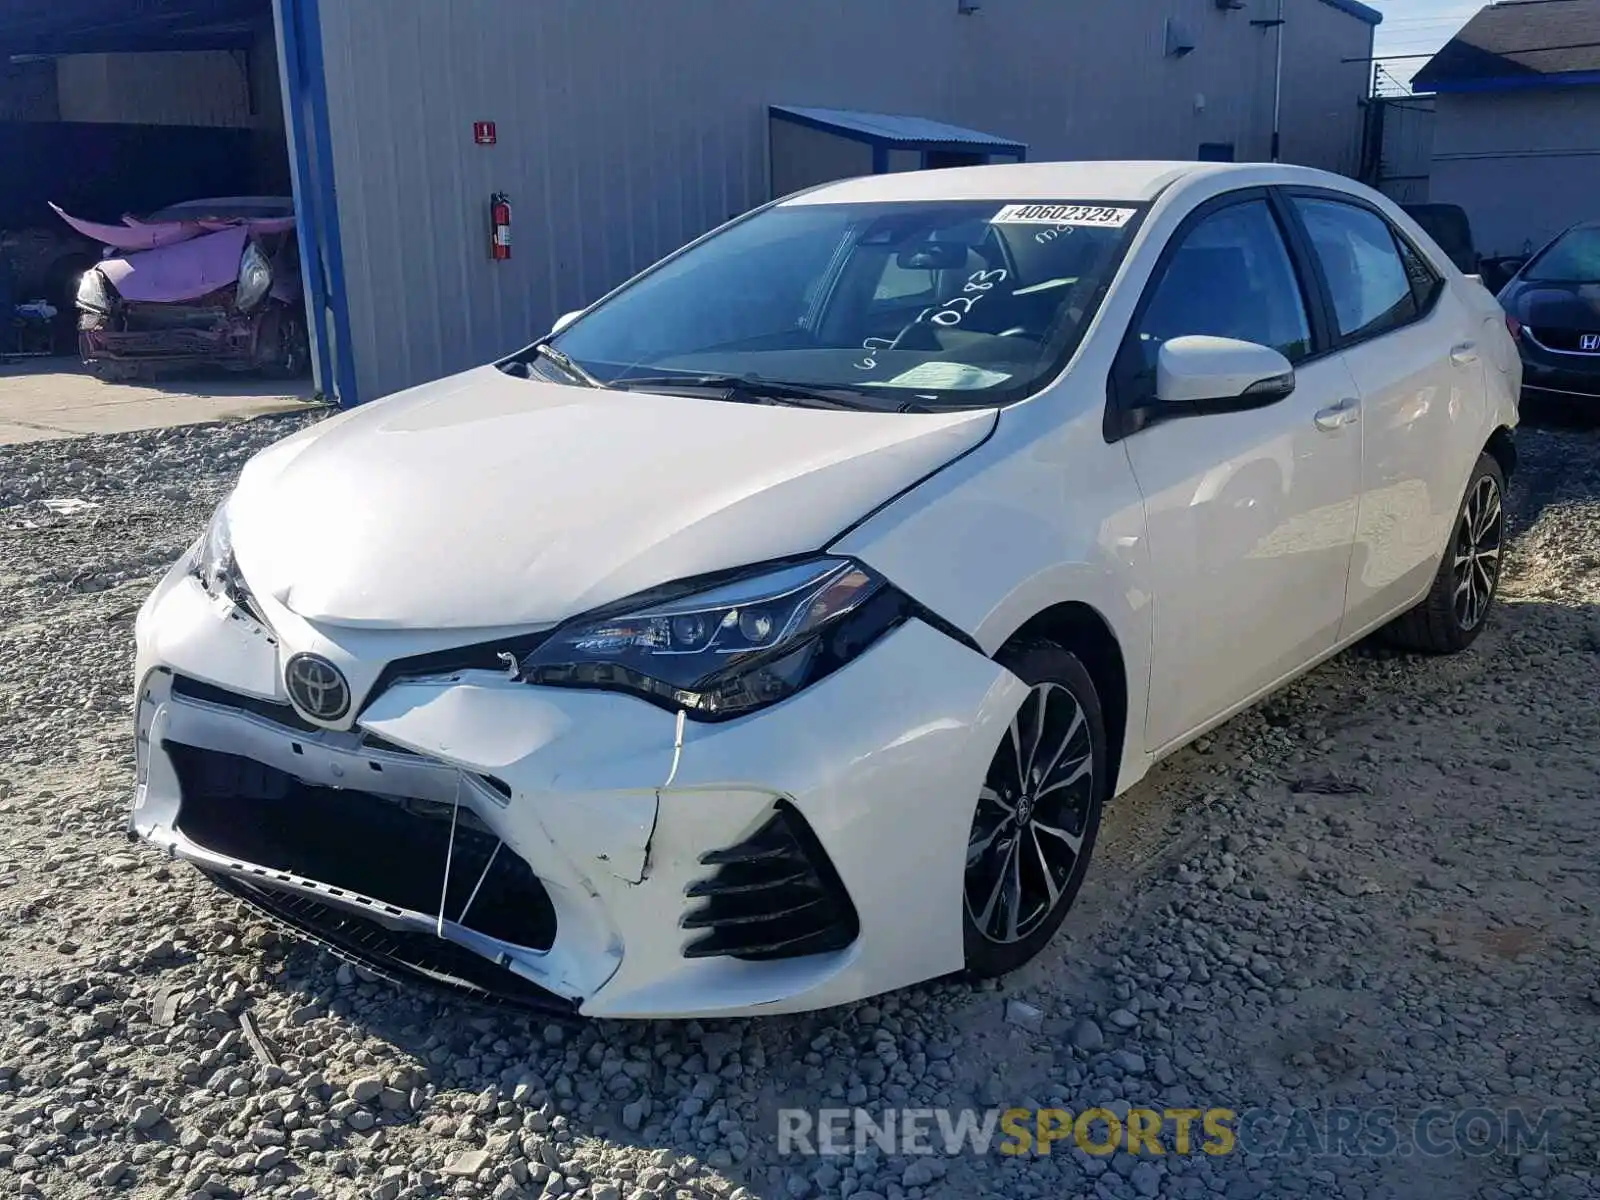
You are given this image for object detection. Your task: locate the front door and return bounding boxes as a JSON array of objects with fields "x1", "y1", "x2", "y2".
[{"x1": 1118, "y1": 195, "x2": 1363, "y2": 752}]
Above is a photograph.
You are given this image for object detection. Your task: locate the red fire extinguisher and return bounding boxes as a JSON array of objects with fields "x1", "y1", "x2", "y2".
[{"x1": 490, "y1": 192, "x2": 511, "y2": 260}]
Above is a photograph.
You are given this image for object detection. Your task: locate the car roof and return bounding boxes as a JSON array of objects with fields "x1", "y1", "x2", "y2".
[{"x1": 779, "y1": 160, "x2": 1357, "y2": 207}]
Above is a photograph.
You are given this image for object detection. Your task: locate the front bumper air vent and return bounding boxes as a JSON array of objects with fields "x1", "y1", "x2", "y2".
[{"x1": 681, "y1": 803, "x2": 859, "y2": 961}]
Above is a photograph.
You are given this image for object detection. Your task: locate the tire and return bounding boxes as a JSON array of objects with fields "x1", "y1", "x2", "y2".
[
  {"x1": 963, "y1": 638, "x2": 1108, "y2": 978},
  {"x1": 255, "y1": 306, "x2": 310, "y2": 380},
  {"x1": 1380, "y1": 452, "x2": 1506, "y2": 654}
]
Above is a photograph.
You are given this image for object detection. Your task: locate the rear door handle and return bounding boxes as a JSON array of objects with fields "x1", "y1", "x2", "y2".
[
  {"x1": 1314, "y1": 397, "x2": 1361, "y2": 433},
  {"x1": 1451, "y1": 341, "x2": 1479, "y2": 365}
]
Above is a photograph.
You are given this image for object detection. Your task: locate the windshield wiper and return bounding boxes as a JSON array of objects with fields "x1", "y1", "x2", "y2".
[
  {"x1": 531, "y1": 342, "x2": 606, "y2": 388},
  {"x1": 607, "y1": 373, "x2": 875, "y2": 410}
]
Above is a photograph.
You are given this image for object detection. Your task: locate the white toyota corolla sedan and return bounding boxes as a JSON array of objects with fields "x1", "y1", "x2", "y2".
[{"x1": 132, "y1": 161, "x2": 1519, "y2": 1018}]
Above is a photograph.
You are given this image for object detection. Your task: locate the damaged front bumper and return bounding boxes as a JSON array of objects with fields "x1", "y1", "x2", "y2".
[{"x1": 131, "y1": 565, "x2": 1025, "y2": 1019}]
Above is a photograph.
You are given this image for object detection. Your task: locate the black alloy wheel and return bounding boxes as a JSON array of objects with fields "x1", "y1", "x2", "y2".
[
  {"x1": 963, "y1": 639, "x2": 1106, "y2": 977},
  {"x1": 1452, "y1": 471, "x2": 1504, "y2": 632},
  {"x1": 1381, "y1": 452, "x2": 1508, "y2": 654}
]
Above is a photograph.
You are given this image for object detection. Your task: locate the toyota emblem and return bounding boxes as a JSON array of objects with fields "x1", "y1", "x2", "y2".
[{"x1": 284, "y1": 653, "x2": 351, "y2": 721}]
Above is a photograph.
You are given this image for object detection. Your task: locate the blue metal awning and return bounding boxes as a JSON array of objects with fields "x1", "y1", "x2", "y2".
[
  {"x1": 770, "y1": 105, "x2": 1027, "y2": 158},
  {"x1": 0, "y1": 0, "x2": 265, "y2": 57}
]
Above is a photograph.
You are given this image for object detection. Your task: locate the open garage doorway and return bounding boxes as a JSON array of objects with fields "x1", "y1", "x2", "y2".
[{"x1": 0, "y1": 0, "x2": 315, "y2": 422}]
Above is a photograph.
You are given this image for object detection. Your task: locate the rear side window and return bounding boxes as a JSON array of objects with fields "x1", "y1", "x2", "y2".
[
  {"x1": 1396, "y1": 236, "x2": 1444, "y2": 312},
  {"x1": 1293, "y1": 198, "x2": 1417, "y2": 342}
]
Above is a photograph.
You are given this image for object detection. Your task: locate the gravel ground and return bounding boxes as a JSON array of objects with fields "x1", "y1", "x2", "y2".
[{"x1": 1, "y1": 412, "x2": 1597, "y2": 1200}]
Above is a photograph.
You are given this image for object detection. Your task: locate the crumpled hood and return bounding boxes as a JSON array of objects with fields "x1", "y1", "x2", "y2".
[{"x1": 230, "y1": 366, "x2": 993, "y2": 629}]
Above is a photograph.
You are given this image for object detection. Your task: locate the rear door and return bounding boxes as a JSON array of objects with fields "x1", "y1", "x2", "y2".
[{"x1": 1284, "y1": 191, "x2": 1488, "y2": 638}]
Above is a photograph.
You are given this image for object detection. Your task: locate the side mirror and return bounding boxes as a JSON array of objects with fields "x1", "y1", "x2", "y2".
[
  {"x1": 1155, "y1": 335, "x2": 1295, "y2": 408},
  {"x1": 550, "y1": 309, "x2": 582, "y2": 335}
]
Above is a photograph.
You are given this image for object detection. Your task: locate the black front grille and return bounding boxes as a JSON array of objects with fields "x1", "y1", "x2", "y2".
[
  {"x1": 682, "y1": 803, "x2": 859, "y2": 961},
  {"x1": 1530, "y1": 327, "x2": 1600, "y2": 354},
  {"x1": 358, "y1": 629, "x2": 554, "y2": 714},
  {"x1": 168, "y1": 743, "x2": 555, "y2": 952},
  {"x1": 172, "y1": 674, "x2": 317, "y2": 733},
  {"x1": 209, "y1": 872, "x2": 577, "y2": 1012}
]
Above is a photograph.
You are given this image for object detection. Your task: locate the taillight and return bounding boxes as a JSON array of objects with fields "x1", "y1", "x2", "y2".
[{"x1": 1505, "y1": 314, "x2": 1522, "y2": 341}]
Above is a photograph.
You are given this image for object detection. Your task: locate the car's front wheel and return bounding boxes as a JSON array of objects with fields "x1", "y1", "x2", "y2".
[
  {"x1": 1381, "y1": 451, "x2": 1507, "y2": 654},
  {"x1": 963, "y1": 639, "x2": 1107, "y2": 978}
]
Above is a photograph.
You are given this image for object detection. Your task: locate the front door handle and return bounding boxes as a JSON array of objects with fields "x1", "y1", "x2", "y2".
[
  {"x1": 1314, "y1": 397, "x2": 1361, "y2": 433},
  {"x1": 1451, "y1": 341, "x2": 1479, "y2": 365}
]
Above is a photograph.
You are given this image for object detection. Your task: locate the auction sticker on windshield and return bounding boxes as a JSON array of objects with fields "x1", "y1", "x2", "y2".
[
  {"x1": 864, "y1": 362, "x2": 1013, "y2": 390},
  {"x1": 992, "y1": 204, "x2": 1136, "y2": 227}
]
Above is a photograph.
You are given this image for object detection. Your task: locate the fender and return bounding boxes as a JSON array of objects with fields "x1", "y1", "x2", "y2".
[{"x1": 831, "y1": 402, "x2": 1156, "y2": 795}]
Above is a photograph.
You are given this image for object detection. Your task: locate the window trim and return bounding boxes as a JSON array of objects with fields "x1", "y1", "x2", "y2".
[
  {"x1": 1276, "y1": 186, "x2": 1446, "y2": 354},
  {"x1": 1104, "y1": 187, "x2": 1325, "y2": 443}
]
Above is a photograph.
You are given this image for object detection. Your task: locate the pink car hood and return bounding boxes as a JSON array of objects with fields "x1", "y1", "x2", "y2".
[
  {"x1": 228, "y1": 366, "x2": 995, "y2": 630},
  {"x1": 97, "y1": 226, "x2": 248, "y2": 303},
  {"x1": 51, "y1": 201, "x2": 295, "y2": 251}
]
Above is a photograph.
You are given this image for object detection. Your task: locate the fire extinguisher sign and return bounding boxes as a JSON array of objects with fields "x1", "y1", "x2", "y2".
[
  {"x1": 473, "y1": 121, "x2": 497, "y2": 145},
  {"x1": 490, "y1": 192, "x2": 512, "y2": 261}
]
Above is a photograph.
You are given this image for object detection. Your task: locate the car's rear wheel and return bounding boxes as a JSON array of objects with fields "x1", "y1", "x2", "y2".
[
  {"x1": 1381, "y1": 452, "x2": 1506, "y2": 654},
  {"x1": 963, "y1": 639, "x2": 1106, "y2": 978}
]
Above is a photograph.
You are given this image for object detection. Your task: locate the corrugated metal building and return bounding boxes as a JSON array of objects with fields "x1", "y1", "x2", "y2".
[
  {"x1": 4, "y1": 0, "x2": 1382, "y2": 406},
  {"x1": 1415, "y1": 0, "x2": 1600, "y2": 258}
]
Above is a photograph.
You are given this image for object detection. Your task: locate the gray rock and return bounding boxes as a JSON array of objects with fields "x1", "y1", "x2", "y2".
[
  {"x1": 445, "y1": 1148, "x2": 490, "y2": 1178},
  {"x1": 1129, "y1": 1161, "x2": 1162, "y2": 1198},
  {"x1": 129, "y1": 1104, "x2": 163, "y2": 1131},
  {"x1": 1517, "y1": 1153, "x2": 1551, "y2": 1182},
  {"x1": 253, "y1": 1146, "x2": 287, "y2": 1171},
  {"x1": 1112, "y1": 1050, "x2": 1146, "y2": 1075},
  {"x1": 349, "y1": 1075, "x2": 384, "y2": 1104},
  {"x1": 99, "y1": 1160, "x2": 130, "y2": 1186},
  {"x1": 1005, "y1": 1000, "x2": 1045, "y2": 1029},
  {"x1": 1107, "y1": 1009, "x2": 1139, "y2": 1031},
  {"x1": 1072, "y1": 1020, "x2": 1106, "y2": 1052}
]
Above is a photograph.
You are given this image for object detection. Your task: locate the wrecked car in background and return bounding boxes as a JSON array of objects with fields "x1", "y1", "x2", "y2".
[{"x1": 57, "y1": 197, "x2": 308, "y2": 382}]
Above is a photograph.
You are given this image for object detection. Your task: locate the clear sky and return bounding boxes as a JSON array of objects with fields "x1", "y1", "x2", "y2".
[{"x1": 1368, "y1": 0, "x2": 1483, "y2": 88}]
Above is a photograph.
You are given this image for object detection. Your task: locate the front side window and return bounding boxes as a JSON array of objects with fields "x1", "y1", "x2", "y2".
[
  {"x1": 1293, "y1": 198, "x2": 1417, "y2": 341},
  {"x1": 1522, "y1": 225, "x2": 1600, "y2": 283},
  {"x1": 543, "y1": 200, "x2": 1144, "y2": 408},
  {"x1": 1134, "y1": 199, "x2": 1312, "y2": 370}
]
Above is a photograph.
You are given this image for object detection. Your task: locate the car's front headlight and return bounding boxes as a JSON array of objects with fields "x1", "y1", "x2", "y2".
[
  {"x1": 76, "y1": 268, "x2": 111, "y2": 314},
  {"x1": 192, "y1": 499, "x2": 238, "y2": 599},
  {"x1": 236, "y1": 241, "x2": 273, "y2": 313},
  {"x1": 517, "y1": 558, "x2": 908, "y2": 719}
]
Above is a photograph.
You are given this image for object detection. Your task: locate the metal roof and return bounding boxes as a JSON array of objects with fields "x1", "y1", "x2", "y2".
[
  {"x1": 770, "y1": 105, "x2": 1027, "y2": 154},
  {"x1": 0, "y1": 0, "x2": 264, "y2": 57},
  {"x1": 1415, "y1": 0, "x2": 1600, "y2": 91},
  {"x1": 1315, "y1": 0, "x2": 1383, "y2": 26}
]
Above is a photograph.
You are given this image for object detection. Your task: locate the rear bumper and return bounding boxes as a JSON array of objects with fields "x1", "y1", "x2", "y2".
[{"x1": 132, "y1": 566, "x2": 1025, "y2": 1019}]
